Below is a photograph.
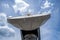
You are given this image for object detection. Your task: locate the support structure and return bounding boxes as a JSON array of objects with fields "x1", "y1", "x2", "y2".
[
  {"x1": 7, "y1": 13, "x2": 50, "y2": 40},
  {"x1": 20, "y1": 28, "x2": 40, "y2": 40}
]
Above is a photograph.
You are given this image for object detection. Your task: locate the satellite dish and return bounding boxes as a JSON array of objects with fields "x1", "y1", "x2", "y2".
[{"x1": 7, "y1": 13, "x2": 50, "y2": 31}]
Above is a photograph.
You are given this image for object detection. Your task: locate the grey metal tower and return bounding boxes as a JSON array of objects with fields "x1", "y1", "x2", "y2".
[{"x1": 7, "y1": 13, "x2": 50, "y2": 40}]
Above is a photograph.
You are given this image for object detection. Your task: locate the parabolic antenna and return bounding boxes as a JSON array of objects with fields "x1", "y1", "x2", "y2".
[{"x1": 7, "y1": 13, "x2": 50, "y2": 31}]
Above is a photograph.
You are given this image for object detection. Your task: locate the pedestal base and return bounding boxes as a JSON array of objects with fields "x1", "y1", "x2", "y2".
[{"x1": 20, "y1": 28, "x2": 40, "y2": 40}]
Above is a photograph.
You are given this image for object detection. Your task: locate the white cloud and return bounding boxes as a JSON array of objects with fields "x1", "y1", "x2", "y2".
[
  {"x1": 0, "y1": 13, "x2": 15, "y2": 37},
  {"x1": 13, "y1": 0, "x2": 29, "y2": 13},
  {"x1": 41, "y1": 0, "x2": 53, "y2": 9},
  {"x1": 15, "y1": 0, "x2": 22, "y2": 3},
  {"x1": 0, "y1": 13, "x2": 7, "y2": 18},
  {"x1": 0, "y1": 13, "x2": 7, "y2": 27},
  {"x1": 0, "y1": 27, "x2": 15, "y2": 37}
]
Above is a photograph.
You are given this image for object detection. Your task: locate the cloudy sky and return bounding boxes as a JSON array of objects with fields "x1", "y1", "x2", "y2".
[{"x1": 0, "y1": 0, "x2": 60, "y2": 40}]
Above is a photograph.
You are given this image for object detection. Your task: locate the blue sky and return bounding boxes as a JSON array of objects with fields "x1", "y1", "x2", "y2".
[{"x1": 0, "y1": 0, "x2": 60, "y2": 40}]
